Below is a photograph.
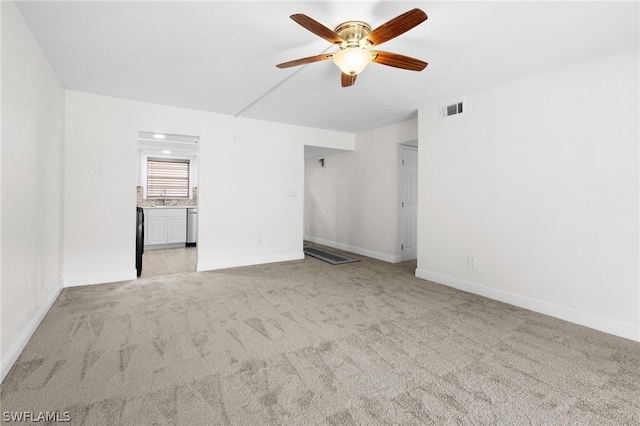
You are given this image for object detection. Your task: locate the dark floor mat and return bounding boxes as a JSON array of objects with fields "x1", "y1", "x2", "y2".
[{"x1": 303, "y1": 246, "x2": 360, "y2": 265}]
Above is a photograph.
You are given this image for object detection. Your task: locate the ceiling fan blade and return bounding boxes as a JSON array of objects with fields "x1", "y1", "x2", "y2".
[
  {"x1": 290, "y1": 14, "x2": 344, "y2": 45},
  {"x1": 341, "y1": 73, "x2": 357, "y2": 87},
  {"x1": 276, "y1": 54, "x2": 333, "y2": 69},
  {"x1": 372, "y1": 51, "x2": 428, "y2": 71},
  {"x1": 365, "y1": 9, "x2": 427, "y2": 46}
]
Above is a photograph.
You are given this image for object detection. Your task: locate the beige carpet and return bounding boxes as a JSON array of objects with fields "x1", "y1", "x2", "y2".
[{"x1": 2, "y1": 249, "x2": 639, "y2": 425}]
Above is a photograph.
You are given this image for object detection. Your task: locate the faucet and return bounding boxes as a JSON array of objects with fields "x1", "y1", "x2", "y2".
[{"x1": 162, "y1": 189, "x2": 167, "y2": 206}]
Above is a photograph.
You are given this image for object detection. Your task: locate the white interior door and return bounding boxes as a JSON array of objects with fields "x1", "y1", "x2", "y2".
[{"x1": 401, "y1": 147, "x2": 418, "y2": 261}]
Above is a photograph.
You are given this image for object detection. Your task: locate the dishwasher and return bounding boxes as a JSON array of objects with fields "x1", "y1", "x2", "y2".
[{"x1": 186, "y1": 207, "x2": 197, "y2": 246}]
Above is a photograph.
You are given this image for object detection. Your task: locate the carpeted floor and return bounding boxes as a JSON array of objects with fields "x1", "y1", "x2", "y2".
[{"x1": 2, "y1": 249, "x2": 639, "y2": 425}]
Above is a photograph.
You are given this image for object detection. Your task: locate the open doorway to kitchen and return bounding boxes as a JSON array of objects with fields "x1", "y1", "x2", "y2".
[{"x1": 136, "y1": 131, "x2": 199, "y2": 278}]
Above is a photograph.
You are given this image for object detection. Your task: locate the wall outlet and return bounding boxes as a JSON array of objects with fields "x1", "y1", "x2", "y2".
[
  {"x1": 41, "y1": 268, "x2": 47, "y2": 286},
  {"x1": 467, "y1": 256, "x2": 476, "y2": 268}
]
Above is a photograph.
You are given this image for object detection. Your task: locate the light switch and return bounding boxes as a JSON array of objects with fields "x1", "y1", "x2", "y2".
[{"x1": 94, "y1": 163, "x2": 103, "y2": 174}]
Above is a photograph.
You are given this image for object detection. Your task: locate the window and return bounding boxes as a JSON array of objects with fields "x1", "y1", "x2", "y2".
[{"x1": 147, "y1": 158, "x2": 190, "y2": 198}]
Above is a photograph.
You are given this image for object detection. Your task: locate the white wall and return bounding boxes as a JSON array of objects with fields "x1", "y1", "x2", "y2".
[
  {"x1": 304, "y1": 119, "x2": 417, "y2": 262},
  {"x1": 64, "y1": 91, "x2": 354, "y2": 284},
  {"x1": 417, "y1": 46, "x2": 639, "y2": 341},
  {"x1": 1, "y1": 1, "x2": 65, "y2": 380}
]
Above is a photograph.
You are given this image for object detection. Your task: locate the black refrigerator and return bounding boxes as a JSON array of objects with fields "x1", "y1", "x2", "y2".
[{"x1": 136, "y1": 207, "x2": 144, "y2": 276}]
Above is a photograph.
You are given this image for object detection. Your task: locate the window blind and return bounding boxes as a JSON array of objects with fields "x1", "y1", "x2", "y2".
[{"x1": 147, "y1": 158, "x2": 190, "y2": 198}]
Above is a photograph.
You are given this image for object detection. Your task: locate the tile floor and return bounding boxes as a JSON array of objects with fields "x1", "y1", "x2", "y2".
[{"x1": 139, "y1": 246, "x2": 197, "y2": 279}]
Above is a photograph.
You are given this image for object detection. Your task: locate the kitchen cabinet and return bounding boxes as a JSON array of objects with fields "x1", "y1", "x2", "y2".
[
  {"x1": 167, "y1": 215, "x2": 187, "y2": 243},
  {"x1": 147, "y1": 216, "x2": 169, "y2": 245},
  {"x1": 144, "y1": 208, "x2": 187, "y2": 248}
]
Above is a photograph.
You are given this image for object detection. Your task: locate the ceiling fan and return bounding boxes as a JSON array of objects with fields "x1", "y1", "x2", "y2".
[{"x1": 276, "y1": 9, "x2": 428, "y2": 87}]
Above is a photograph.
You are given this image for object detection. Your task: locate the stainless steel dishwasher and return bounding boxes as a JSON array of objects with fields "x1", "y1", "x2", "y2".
[{"x1": 186, "y1": 207, "x2": 197, "y2": 246}]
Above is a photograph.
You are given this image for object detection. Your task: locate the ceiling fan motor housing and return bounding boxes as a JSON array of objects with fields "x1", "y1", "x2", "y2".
[{"x1": 334, "y1": 21, "x2": 372, "y2": 48}]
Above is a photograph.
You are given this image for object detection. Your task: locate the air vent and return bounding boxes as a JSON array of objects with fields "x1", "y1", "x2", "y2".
[{"x1": 440, "y1": 101, "x2": 464, "y2": 119}]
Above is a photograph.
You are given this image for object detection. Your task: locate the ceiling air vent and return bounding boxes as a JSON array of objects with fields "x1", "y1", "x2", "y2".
[{"x1": 440, "y1": 101, "x2": 464, "y2": 119}]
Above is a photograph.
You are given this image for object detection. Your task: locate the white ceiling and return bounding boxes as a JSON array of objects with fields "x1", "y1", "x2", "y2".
[
  {"x1": 16, "y1": 1, "x2": 639, "y2": 134},
  {"x1": 137, "y1": 131, "x2": 199, "y2": 156}
]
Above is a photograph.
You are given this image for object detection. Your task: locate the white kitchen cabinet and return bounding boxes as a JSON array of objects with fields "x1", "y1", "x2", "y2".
[
  {"x1": 167, "y1": 216, "x2": 187, "y2": 243},
  {"x1": 147, "y1": 217, "x2": 169, "y2": 245},
  {"x1": 144, "y1": 208, "x2": 187, "y2": 248}
]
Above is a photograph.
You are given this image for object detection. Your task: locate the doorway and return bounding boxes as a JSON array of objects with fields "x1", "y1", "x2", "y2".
[
  {"x1": 136, "y1": 131, "x2": 199, "y2": 278},
  {"x1": 400, "y1": 145, "x2": 418, "y2": 261}
]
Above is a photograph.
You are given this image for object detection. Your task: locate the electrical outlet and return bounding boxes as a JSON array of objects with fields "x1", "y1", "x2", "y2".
[
  {"x1": 42, "y1": 269, "x2": 47, "y2": 286},
  {"x1": 467, "y1": 256, "x2": 476, "y2": 268}
]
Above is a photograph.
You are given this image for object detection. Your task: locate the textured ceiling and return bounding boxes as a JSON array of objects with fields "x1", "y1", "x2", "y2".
[{"x1": 16, "y1": 1, "x2": 640, "y2": 133}]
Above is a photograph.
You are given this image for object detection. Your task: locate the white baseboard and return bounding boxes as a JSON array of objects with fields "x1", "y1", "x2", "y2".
[
  {"x1": 304, "y1": 235, "x2": 401, "y2": 263},
  {"x1": 64, "y1": 270, "x2": 137, "y2": 287},
  {"x1": 143, "y1": 243, "x2": 185, "y2": 251},
  {"x1": 415, "y1": 269, "x2": 640, "y2": 343},
  {"x1": 197, "y1": 252, "x2": 304, "y2": 272},
  {"x1": 1, "y1": 285, "x2": 63, "y2": 383}
]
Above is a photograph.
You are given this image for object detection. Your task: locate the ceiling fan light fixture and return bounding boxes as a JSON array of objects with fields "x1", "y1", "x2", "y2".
[
  {"x1": 277, "y1": 10, "x2": 428, "y2": 87},
  {"x1": 332, "y1": 47, "x2": 372, "y2": 75}
]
